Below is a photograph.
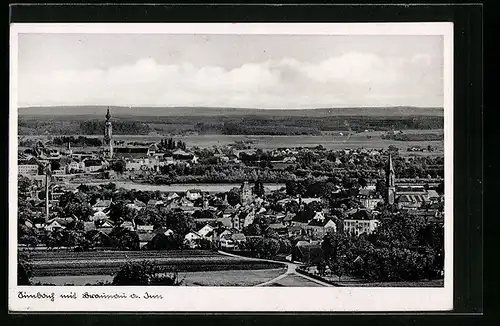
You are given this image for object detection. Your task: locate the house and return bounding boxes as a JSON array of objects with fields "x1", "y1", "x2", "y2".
[
  {"x1": 166, "y1": 193, "x2": 180, "y2": 201},
  {"x1": 267, "y1": 223, "x2": 288, "y2": 237},
  {"x1": 357, "y1": 188, "x2": 384, "y2": 210},
  {"x1": 186, "y1": 189, "x2": 203, "y2": 201},
  {"x1": 219, "y1": 237, "x2": 237, "y2": 250},
  {"x1": 231, "y1": 233, "x2": 247, "y2": 246},
  {"x1": 288, "y1": 225, "x2": 305, "y2": 237},
  {"x1": 397, "y1": 194, "x2": 427, "y2": 209},
  {"x1": 198, "y1": 224, "x2": 214, "y2": 238},
  {"x1": 114, "y1": 147, "x2": 151, "y2": 160},
  {"x1": 84, "y1": 159, "x2": 104, "y2": 173},
  {"x1": 231, "y1": 209, "x2": 255, "y2": 231},
  {"x1": 147, "y1": 199, "x2": 161, "y2": 209},
  {"x1": 137, "y1": 225, "x2": 154, "y2": 233},
  {"x1": 303, "y1": 218, "x2": 337, "y2": 239},
  {"x1": 291, "y1": 241, "x2": 323, "y2": 264},
  {"x1": 222, "y1": 207, "x2": 235, "y2": 219},
  {"x1": 120, "y1": 221, "x2": 135, "y2": 231},
  {"x1": 282, "y1": 213, "x2": 295, "y2": 226},
  {"x1": 91, "y1": 210, "x2": 108, "y2": 220},
  {"x1": 93, "y1": 200, "x2": 112, "y2": 212},
  {"x1": 153, "y1": 226, "x2": 174, "y2": 236},
  {"x1": 18, "y1": 163, "x2": 39, "y2": 176},
  {"x1": 343, "y1": 219, "x2": 379, "y2": 236},
  {"x1": 184, "y1": 231, "x2": 202, "y2": 249},
  {"x1": 83, "y1": 221, "x2": 97, "y2": 233},
  {"x1": 126, "y1": 200, "x2": 147, "y2": 211},
  {"x1": 138, "y1": 233, "x2": 155, "y2": 249},
  {"x1": 426, "y1": 190, "x2": 441, "y2": 202},
  {"x1": 86, "y1": 229, "x2": 111, "y2": 247},
  {"x1": 95, "y1": 219, "x2": 114, "y2": 229},
  {"x1": 44, "y1": 219, "x2": 66, "y2": 232}
]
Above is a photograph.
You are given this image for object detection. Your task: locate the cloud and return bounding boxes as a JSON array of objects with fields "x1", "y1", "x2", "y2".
[{"x1": 19, "y1": 52, "x2": 442, "y2": 108}]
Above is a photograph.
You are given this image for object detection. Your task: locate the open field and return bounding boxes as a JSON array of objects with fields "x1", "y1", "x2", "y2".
[
  {"x1": 19, "y1": 133, "x2": 444, "y2": 153},
  {"x1": 26, "y1": 250, "x2": 285, "y2": 277},
  {"x1": 31, "y1": 268, "x2": 287, "y2": 286},
  {"x1": 181, "y1": 268, "x2": 287, "y2": 286}
]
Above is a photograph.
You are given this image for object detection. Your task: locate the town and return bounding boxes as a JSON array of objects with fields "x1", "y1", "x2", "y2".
[{"x1": 18, "y1": 109, "x2": 445, "y2": 287}]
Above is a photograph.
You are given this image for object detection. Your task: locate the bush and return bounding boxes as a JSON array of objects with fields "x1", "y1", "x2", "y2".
[{"x1": 112, "y1": 260, "x2": 182, "y2": 286}]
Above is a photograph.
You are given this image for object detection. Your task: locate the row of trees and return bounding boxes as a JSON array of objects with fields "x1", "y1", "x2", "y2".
[{"x1": 319, "y1": 210, "x2": 444, "y2": 282}]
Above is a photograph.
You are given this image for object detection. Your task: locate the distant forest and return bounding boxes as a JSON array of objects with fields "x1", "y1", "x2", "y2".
[{"x1": 18, "y1": 115, "x2": 444, "y2": 136}]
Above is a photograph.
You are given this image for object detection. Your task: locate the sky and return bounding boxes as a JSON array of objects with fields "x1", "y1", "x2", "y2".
[{"x1": 17, "y1": 33, "x2": 444, "y2": 109}]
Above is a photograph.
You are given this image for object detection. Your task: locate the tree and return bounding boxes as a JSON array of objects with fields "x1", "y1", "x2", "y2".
[
  {"x1": 253, "y1": 180, "x2": 265, "y2": 197},
  {"x1": 18, "y1": 255, "x2": 33, "y2": 285},
  {"x1": 112, "y1": 160, "x2": 126, "y2": 174},
  {"x1": 242, "y1": 223, "x2": 262, "y2": 236},
  {"x1": 357, "y1": 177, "x2": 368, "y2": 189},
  {"x1": 109, "y1": 227, "x2": 139, "y2": 250},
  {"x1": 112, "y1": 260, "x2": 181, "y2": 286},
  {"x1": 226, "y1": 188, "x2": 241, "y2": 206}
]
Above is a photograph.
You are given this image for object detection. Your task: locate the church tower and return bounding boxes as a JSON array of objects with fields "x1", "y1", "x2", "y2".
[
  {"x1": 103, "y1": 108, "x2": 114, "y2": 158},
  {"x1": 386, "y1": 153, "x2": 396, "y2": 205}
]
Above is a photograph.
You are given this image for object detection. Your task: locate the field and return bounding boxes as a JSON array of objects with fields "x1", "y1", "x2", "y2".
[
  {"x1": 26, "y1": 250, "x2": 285, "y2": 277},
  {"x1": 19, "y1": 133, "x2": 444, "y2": 154},
  {"x1": 31, "y1": 268, "x2": 288, "y2": 286}
]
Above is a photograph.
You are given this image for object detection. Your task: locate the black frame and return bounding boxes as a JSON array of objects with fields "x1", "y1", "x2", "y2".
[{"x1": 7, "y1": 2, "x2": 483, "y2": 319}]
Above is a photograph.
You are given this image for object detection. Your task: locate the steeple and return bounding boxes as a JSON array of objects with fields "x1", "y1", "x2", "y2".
[
  {"x1": 386, "y1": 153, "x2": 396, "y2": 205},
  {"x1": 103, "y1": 108, "x2": 114, "y2": 158},
  {"x1": 106, "y1": 107, "x2": 111, "y2": 121},
  {"x1": 386, "y1": 153, "x2": 395, "y2": 187}
]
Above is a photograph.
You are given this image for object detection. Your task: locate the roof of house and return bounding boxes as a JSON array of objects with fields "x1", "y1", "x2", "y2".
[
  {"x1": 267, "y1": 223, "x2": 287, "y2": 230},
  {"x1": 83, "y1": 221, "x2": 96, "y2": 232},
  {"x1": 93, "y1": 200, "x2": 112, "y2": 208},
  {"x1": 137, "y1": 225, "x2": 154, "y2": 232},
  {"x1": 307, "y1": 218, "x2": 333, "y2": 227},
  {"x1": 346, "y1": 209, "x2": 372, "y2": 220},
  {"x1": 398, "y1": 194, "x2": 427, "y2": 203},
  {"x1": 138, "y1": 233, "x2": 155, "y2": 243},
  {"x1": 120, "y1": 221, "x2": 135, "y2": 228},
  {"x1": 426, "y1": 190, "x2": 440, "y2": 198},
  {"x1": 84, "y1": 159, "x2": 103, "y2": 167},
  {"x1": 48, "y1": 217, "x2": 75, "y2": 226},
  {"x1": 98, "y1": 227, "x2": 113, "y2": 234}
]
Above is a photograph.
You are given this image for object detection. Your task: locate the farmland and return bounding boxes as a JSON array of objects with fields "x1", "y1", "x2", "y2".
[
  {"x1": 31, "y1": 268, "x2": 288, "y2": 286},
  {"x1": 25, "y1": 250, "x2": 286, "y2": 277},
  {"x1": 19, "y1": 133, "x2": 444, "y2": 154}
]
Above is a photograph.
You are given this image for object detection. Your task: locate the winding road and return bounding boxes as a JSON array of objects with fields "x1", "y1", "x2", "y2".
[{"x1": 217, "y1": 250, "x2": 333, "y2": 287}]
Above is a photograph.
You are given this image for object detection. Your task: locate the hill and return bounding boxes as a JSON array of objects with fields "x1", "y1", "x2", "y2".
[{"x1": 18, "y1": 105, "x2": 444, "y2": 117}]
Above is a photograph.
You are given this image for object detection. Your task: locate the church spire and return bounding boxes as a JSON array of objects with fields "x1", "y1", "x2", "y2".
[
  {"x1": 386, "y1": 153, "x2": 396, "y2": 204},
  {"x1": 106, "y1": 107, "x2": 111, "y2": 121}
]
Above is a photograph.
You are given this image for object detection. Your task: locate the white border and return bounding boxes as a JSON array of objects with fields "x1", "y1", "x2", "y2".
[{"x1": 9, "y1": 22, "x2": 453, "y2": 312}]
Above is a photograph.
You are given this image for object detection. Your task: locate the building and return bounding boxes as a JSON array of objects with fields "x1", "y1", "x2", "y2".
[
  {"x1": 240, "y1": 181, "x2": 253, "y2": 205},
  {"x1": 357, "y1": 188, "x2": 384, "y2": 210},
  {"x1": 18, "y1": 163, "x2": 39, "y2": 176},
  {"x1": 84, "y1": 159, "x2": 104, "y2": 173},
  {"x1": 386, "y1": 153, "x2": 396, "y2": 205},
  {"x1": 343, "y1": 219, "x2": 379, "y2": 236},
  {"x1": 186, "y1": 189, "x2": 203, "y2": 201},
  {"x1": 231, "y1": 209, "x2": 255, "y2": 231},
  {"x1": 114, "y1": 147, "x2": 151, "y2": 160},
  {"x1": 184, "y1": 232, "x2": 202, "y2": 248},
  {"x1": 291, "y1": 241, "x2": 323, "y2": 264},
  {"x1": 103, "y1": 108, "x2": 114, "y2": 158}
]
